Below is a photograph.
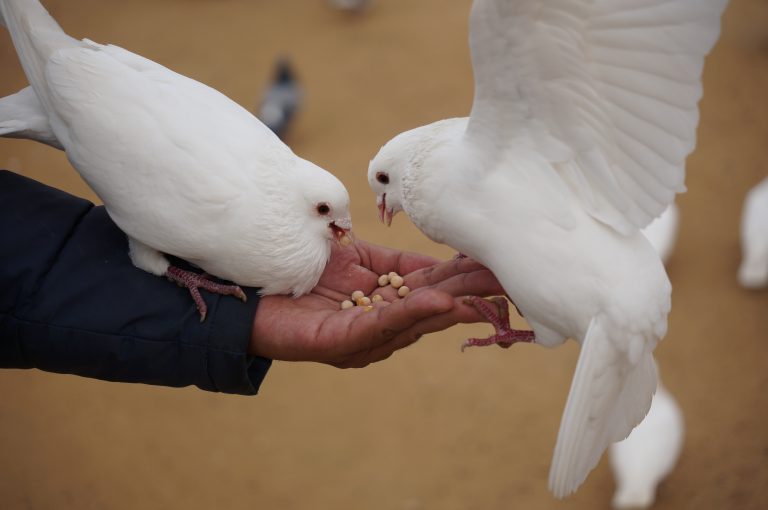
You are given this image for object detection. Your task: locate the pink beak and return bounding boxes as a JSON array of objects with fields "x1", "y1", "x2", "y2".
[{"x1": 378, "y1": 194, "x2": 394, "y2": 226}]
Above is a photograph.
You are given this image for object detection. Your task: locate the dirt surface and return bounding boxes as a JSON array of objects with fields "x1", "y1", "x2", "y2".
[{"x1": 1, "y1": 1, "x2": 767, "y2": 509}]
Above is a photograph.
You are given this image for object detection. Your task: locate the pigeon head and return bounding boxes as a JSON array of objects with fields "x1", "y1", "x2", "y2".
[
  {"x1": 367, "y1": 129, "x2": 420, "y2": 226},
  {"x1": 368, "y1": 120, "x2": 462, "y2": 226},
  {"x1": 295, "y1": 160, "x2": 353, "y2": 246}
]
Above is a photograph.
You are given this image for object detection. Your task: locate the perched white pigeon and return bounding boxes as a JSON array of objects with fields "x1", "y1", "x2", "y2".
[
  {"x1": 367, "y1": 0, "x2": 726, "y2": 498},
  {"x1": 0, "y1": 0, "x2": 352, "y2": 319},
  {"x1": 738, "y1": 177, "x2": 768, "y2": 288},
  {"x1": 641, "y1": 204, "x2": 680, "y2": 265},
  {"x1": 609, "y1": 375, "x2": 684, "y2": 509}
]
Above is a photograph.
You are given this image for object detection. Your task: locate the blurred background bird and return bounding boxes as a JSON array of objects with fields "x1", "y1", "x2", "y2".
[
  {"x1": 256, "y1": 57, "x2": 303, "y2": 140},
  {"x1": 609, "y1": 375, "x2": 684, "y2": 510},
  {"x1": 738, "y1": 176, "x2": 768, "y2": 289},
  {"x1": 329, "y1": 0, "x2": 372, "y2": 13}
]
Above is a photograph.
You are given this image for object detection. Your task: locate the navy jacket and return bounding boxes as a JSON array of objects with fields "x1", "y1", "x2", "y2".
[{"x1": 0, "y1": 170, "x2": 270, "y2": 395}]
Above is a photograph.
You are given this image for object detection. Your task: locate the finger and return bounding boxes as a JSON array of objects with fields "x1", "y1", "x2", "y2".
[
  {"x1": 363, "y1": 296, "x2": 493, "y2": 361},
  {"x1": 404, "y1": 256, "x2": 490, "y2": 289},
  {"x1": 329, "y1": 288, "x2": 455, "y2": 354},
  {"x1": 421, "y1": 269, "x2": 506, "y2": 298},
  {"x1": 360, "y1": 240, "x2": 441, "y2": 276}
]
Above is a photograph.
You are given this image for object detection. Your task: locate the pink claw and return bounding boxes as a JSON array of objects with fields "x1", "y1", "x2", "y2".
[
  {"x1": 461, "y1": 296, "x2": 535, "y2": 351},
  {"x1": 166, "y1": 266, "x2": 247, "y2": 321}
]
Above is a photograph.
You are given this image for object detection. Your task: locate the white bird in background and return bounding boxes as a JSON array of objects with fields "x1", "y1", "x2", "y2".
[
  {"x1": 0, "y1": 0, "x2": 352, "y2": 320},
  {"x1": 738, "y1": 177, "x2": 768, "y2": 289},
  {"x1": 367, "y1": 0, "x2": 726, "y2": 498},
  {"x1": 641, "y1": 204, "x2": 680, "y2": 265},
  {"x1": 609, "y1": 376, "x2": 684, "y2": 509}
]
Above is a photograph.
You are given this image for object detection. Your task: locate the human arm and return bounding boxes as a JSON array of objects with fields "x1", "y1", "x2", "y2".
[{"x1": 0, "y1": 170, "x2": 269, "y2": 395}]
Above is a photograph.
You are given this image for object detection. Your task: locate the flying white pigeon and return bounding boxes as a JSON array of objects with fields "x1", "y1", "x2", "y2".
[
  {"x1": 367, "y1": 0, "x2": 726, "y2": 498},
  {"x1": 642, "y1": 204, "x2": 679, "y2": 265},
  {"x1": 738, "y1": 177, "x2": 768, "y2": 289},
  {"x1": 0, "y1": 0, "x2": 352, "y2": 320},
  {"x1": 609, "y1": 373, "x2": 684, "y2": 509}
]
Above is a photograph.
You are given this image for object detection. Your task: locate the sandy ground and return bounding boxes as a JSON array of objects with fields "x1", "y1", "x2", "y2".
[{"x1": 1, "y1": 1, "x2": 767, "y2": 509}]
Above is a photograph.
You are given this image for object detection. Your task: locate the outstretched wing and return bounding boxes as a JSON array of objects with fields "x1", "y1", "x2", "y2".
[{"x1": 464, "y1": 0, "x2": 727, "y2": 234}]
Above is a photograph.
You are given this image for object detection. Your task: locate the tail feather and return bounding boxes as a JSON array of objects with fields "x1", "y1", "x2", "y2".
[
  {"x1": 548, "y1": 316, "x2": 657, "y2": 499},
  {"x1": 0, "y1": 0, "x2": 80, "y2": 113},
  {"x1": 0, "y1": 86, "x2": 62, "y2": 149}
]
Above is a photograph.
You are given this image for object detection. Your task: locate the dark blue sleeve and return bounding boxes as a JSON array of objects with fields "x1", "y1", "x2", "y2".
[{"x1": 0, "y1": 170, "x2": 271, "y2": 395}]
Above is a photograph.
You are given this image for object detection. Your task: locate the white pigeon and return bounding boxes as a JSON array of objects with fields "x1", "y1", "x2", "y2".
[
  {"x1": 367, "y1": 0, "x2": 726, "y2": 498},
  {"x1": 641, "y1": 204, "x2": 679, "y2": 265},
  {"x1": 0, "y1": 0, "x2": 352, "y2": 319},
  {"x1": 609, "y1": 375, "x2": 684, "y2": 509},
  {"x1": 738, "y1": 177, "x2": 768, "y2": 288}
]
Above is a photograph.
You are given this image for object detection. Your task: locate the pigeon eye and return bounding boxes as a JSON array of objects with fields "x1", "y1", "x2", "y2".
[
  {"x1": 316, "y1": 203, "x2": 331, "y2": 215},
  {"x1": 376, "y1": 172, "x2": 390, "y2": 185}
]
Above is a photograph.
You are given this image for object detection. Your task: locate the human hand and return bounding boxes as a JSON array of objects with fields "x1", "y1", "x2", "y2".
[{"x1": 249, "y1": 239, "x2": 505, "y2": 367}]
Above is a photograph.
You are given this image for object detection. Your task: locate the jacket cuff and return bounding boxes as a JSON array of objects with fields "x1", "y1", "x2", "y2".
[{"x1": 196, "y1": 284, "x2": 271, "y2": 395}]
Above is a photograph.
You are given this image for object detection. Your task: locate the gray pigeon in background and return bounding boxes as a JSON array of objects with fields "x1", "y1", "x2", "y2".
[
  {"x1": 257, "y1": 58, "x2": 303, "y2": 139},
  {"x1": 329, "y1": 0, "x2": 372, "y2": 12}
]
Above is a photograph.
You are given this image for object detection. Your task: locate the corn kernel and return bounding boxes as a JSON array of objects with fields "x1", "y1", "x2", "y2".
[
  {"x1": 378, "y1": 274, "x2": 390, "y2": 287},
  {"x1": 371, "y1": 294, "x2": 384, "y2": 303},
  {"x1": 351, "y1": 290, "x2": 365, "y2": 301},
  {"x1": 389, "y1": 274, "x2": 404, "y2": 289},
  {"x1": 397, "y1": 285, "x2": 410, "y2": 297},
  {"x1": 341, "y1": 300, "x2": 354, "y2": 310}
]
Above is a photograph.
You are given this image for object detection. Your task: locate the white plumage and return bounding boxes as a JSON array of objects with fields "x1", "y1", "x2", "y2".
[
  {"x1": 609, "y1": 376, "x2": 684, "y2": 509},
  {"x1": 738, "y1": 177, "x2": 768, "y2": 288},
  {"x1": 0, "y1": 0, "x2": 351, "y2": 310},
  {"x1": 642, "y1": 204, "x2": 679, "y2": 265},
  {"x1": 367, "y1": 0, "x2": 725, "y2": 498}
]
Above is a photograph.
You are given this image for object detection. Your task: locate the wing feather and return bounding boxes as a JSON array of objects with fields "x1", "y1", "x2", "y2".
[{"x1": 465, "y1": 0, "x2": 727, "y2": 233}]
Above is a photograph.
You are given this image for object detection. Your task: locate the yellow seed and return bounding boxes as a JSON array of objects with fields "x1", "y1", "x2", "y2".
[
  {"x1": 363, "y1": 305, "x2": 374, "y2": 312},
  {"x1": 390, "y1": 274, "x2": 404, "y2": 289},
  {"x1": 377, "y1": 274, "x2": 390, "y2": 287},
  {"x1": 339, "y1": 234, "x2": 352, "y2": 247},
  {"x1": 371, "y1": 294, "x2": 384, "y2": 303},
  {"x1": 341, "y1": 300, "x2": 354, "y2": 310},
  {"x1": 357, "y1": 296, "x2": 372, "y2": 306},
  {"x1": 351, "y1": 290, "x2": 365, "y2": 301},
  {"x1": 397, "y1": 285, "x2": 410, "y2": 297}
]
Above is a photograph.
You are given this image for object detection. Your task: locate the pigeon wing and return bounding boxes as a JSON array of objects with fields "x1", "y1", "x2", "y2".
[{"x1": 464, "y1": 0, "x2": 727, "y2": 234}]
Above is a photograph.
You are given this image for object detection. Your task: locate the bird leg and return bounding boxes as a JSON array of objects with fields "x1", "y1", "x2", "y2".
[
  {"x1": 462, "y1": 296, "x2": 535, "y2": 351},
  {"x1": 166, "y1": 266, "x2": 247, "y2": 322}
]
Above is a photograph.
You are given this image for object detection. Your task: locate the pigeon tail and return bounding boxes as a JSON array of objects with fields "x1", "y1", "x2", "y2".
[
  {"x1": 0, "y1": 86, "x2": 62, "y2": 148},
  {"x1": 0, "y1": 0, "x2": 80, "y2": 114},
  {"x1": 549, "y1": 316, "x2": 657, "y2": 498}
]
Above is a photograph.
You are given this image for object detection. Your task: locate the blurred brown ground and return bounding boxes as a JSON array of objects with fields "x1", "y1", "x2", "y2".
[{"x1": 0, "y1": 1, "x2": 766, "y2": 509}]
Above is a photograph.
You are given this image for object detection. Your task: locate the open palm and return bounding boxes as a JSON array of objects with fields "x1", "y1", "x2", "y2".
[{"x1": 250, "y1": 239, "x2": 504, "y2": 367}]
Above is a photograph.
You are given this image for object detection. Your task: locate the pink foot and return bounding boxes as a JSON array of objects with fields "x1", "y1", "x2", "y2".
[
  {"x1": 166, "y1": 266, "x2": 247, "y2": 322},
  {"x1": 462, "y1": 296, "x2": 535, "y2": 351}
]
